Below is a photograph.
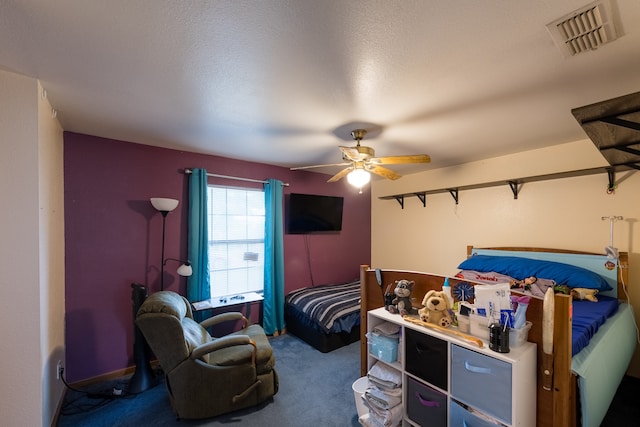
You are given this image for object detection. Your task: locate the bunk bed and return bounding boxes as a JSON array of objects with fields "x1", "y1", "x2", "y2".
[{"x1": 359, "y1": 246, "x2": 637, "y2": 427}]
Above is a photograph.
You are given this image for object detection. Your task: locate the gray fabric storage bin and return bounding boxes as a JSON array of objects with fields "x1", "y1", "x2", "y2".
[
  {"x1": 450, "y1": 399, "x2": 503, "y2": 426},
  {"x1": 450, "y1": 344, "x2": 512, "y2": 424},
  {"x1": 406, "y1": 377, "x2": 447, "y2": 426}
]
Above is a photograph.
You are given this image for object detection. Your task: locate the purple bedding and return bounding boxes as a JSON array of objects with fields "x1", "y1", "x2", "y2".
[{"x1": 572, "y1": 295, "x2": 619, "y2": 355}]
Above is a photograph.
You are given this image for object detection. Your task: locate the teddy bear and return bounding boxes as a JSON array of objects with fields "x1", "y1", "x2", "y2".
[
  {"x1": 387, "y1": 279, "x2": 417, "y2": 316},
  {"x1": 418, "y1": 289, "x2": 453, "y2": 327},
  {"x1": 571, "y1": 287, "x2": 599, "y2": 302}
]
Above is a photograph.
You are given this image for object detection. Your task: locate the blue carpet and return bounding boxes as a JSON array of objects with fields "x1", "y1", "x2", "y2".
[{"x1": 57, "y1": 334, "x2": 361, "y2": 427}]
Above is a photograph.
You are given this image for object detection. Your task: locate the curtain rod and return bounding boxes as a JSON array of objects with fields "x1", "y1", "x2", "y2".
[{"x1": 184, "y1": 168, "x2": 289, "y2": 186}]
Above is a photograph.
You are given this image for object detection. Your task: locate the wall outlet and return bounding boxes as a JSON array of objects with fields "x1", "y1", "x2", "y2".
[{"x1": 56, "y1": 360, "x2": 63, "y2": 380}]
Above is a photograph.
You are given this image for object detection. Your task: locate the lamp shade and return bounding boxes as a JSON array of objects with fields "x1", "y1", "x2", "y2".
[
  {"x1": 346, "y1": 169, "x2": 371, "y2": 188},
  {"x1": 177, "y1": 262, "x2": 193, "y2": 277},
  {"x1": 150, "y1": 197, "x2": 179, "y2": 212}
]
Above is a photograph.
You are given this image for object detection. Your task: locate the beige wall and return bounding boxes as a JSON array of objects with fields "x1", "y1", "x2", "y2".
[
  {"x1": 371, "y1": 140, "x2": 640, "y2": 377},
  {"x1": 0, "y1": 70, "x2": 65, "y2": 426},
  {"x1": 38, "y1": 82, "x2": 65, "y2": 426}
]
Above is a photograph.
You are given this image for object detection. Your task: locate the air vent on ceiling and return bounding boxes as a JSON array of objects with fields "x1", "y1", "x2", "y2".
[{"x1": 546, "y1": 0, "x2": 618, "y2": 57}]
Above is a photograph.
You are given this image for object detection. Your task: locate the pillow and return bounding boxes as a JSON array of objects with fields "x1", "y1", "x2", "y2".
[
  {"x1": 457, "y1": 255, "x2": 612, "y2": 291},
  {"x1": 455, "y1": 269, "x2": 516, "y2": 285}
]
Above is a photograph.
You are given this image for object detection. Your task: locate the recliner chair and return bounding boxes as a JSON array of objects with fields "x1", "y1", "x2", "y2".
[{"x1": 135, "y1": 291, "x2": 278, "y2": 419}]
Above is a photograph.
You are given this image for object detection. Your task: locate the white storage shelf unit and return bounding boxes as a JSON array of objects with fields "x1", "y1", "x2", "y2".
[{"x1": 366, "y1": 307, "x2": 536, "y2": 427}]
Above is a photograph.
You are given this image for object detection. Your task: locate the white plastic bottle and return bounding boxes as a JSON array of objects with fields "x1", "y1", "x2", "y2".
[{"x1": 442, "y1": 277, "x2": 454, "y2": 307}]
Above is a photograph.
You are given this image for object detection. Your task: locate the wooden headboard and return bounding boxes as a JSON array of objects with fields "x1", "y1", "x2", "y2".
[{"x1": 359, "y1": 246, "x2": 629, "y2": 427}]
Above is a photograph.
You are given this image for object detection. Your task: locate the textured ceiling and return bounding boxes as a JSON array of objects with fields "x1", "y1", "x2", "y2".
[{"x1": 2, "y1": 0, "x2": 640, "y2": 177}]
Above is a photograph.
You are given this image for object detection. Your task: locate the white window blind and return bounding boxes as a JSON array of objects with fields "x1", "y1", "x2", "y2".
[{"x1": 208, "y1": 185, "x2": 265, "y2": 297}]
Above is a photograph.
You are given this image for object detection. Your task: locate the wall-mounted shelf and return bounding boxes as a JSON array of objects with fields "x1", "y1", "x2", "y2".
[
  {"x1": 379, "y1": 166, "x2": 631, "y2": 208},
  {"x1": 381, "y1": 91, "x2": 640, "y2": 209},
  {"x1": 573, "y1": 91, "x2": 640, "y2": 169}
]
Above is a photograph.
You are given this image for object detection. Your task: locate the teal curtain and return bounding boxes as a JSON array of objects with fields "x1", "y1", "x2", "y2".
[
  {"x1": 187, "y1": 168, "x2": 210, "y2": 321},
  {"x1": 263, "y1": 178, "x2": 285, "y2": 335}
]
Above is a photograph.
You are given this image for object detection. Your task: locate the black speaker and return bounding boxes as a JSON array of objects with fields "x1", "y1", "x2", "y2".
[{"x1": 128, "y1": 283, "x2": 156, "y2": 393}]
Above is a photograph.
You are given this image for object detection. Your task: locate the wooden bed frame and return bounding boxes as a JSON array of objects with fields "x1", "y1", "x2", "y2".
[{"x1": 359, "y1": 246, "x2": 629, "y2": 427}]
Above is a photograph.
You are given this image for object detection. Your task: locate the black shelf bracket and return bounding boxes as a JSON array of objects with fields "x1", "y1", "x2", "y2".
[
  {"x1": 508, "y1": 181, "x2": 521, "y2": 199},
  {"x1": 393, "y1": 195, "x2": 405, "y2": 209},
  {"x1": 599, "y1": 116, "x2": 640, "y2": 132},
  {"x1": 607, "y1": 169, "x2": 616, "y2": 193},
  {"x1": 415, "y1": 192, "x2": 426, "y2": 207},
  {"x1": 448, "y1": 189, "x2": 459, "y2": 205},
  {"x1": 615, "y1": 145, "x2": 640, "y2": 157}
]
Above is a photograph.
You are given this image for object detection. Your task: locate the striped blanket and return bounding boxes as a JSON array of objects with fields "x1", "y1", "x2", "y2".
[{"x1": 285, "y1": 281, "x2": 360, "y2": 333}]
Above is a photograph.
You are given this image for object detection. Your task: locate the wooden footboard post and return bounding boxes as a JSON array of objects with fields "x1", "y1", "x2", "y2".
[
  {"x1": 360, "y1": 265, "x2": 370, "y2": 377},
  {"x1": 552, "y1": 294, "x2": 575, "y2": 427}
]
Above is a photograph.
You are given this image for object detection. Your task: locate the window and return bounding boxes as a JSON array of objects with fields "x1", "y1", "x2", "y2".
[{"x1": 208, "y1": 185, "x2": 265, "y2": 297}]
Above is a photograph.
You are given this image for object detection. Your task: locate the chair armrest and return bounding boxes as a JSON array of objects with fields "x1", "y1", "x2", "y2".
[
  {"x1": 191, "y1": 335, "x2": 257, "y2": 365},
  {"x1": 200, "y1": 312, "x2": 249, "y2": 330}
]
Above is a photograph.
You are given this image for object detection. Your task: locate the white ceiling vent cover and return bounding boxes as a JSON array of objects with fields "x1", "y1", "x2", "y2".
[{"x1": 547, "y1": 0, "x2": 618, "y2": 57}]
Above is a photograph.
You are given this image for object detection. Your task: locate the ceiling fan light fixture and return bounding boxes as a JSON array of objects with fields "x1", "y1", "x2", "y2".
[
  {"x1": 347, "y1": 168, "x2": 370, "y2": 189},
  {"x1": 291, "y1": 127, "x2": 430, "y2": 186}
]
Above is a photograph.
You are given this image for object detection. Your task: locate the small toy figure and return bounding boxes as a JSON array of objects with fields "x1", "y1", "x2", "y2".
[
  {"x1": 387, "y1": 279, "x2": 417, "y2": 316},
  {"x1": 510, "y1": 276, "x2": 537, "y2": 291}
]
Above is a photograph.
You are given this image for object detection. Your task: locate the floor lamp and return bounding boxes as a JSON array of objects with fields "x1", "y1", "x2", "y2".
[
  {"x1": 150, "y1": 198, "x2": 192, "y2": 289},
  {"x1": 150, "y1": 197, "x2": 179, "y2": 291},
  {"x1": 129, "y1": 198, "x2": 191, "y2": 394}
]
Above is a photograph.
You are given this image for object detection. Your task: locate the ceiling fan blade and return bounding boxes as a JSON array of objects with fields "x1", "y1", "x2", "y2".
[
  {"x1": 339, "y1": 146, "x2": 361, "y2": 161},
  {"x1": 327, "y1": 167, "x2": 352, "y2": 182},
  {"x1": 367, "y1": 164, "x2": 402, "y2": 180},
  {"x1": 370, "y1": 154, "x2": 431, "y2": 165},
  {"x1": 290, "y1": 162, "x2": 350, "y2": 171}
]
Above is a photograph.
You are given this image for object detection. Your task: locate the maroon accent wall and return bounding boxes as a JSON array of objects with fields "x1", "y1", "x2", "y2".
[{"x1": 63, "y1": 132, "x2": 371, "y2": 382}]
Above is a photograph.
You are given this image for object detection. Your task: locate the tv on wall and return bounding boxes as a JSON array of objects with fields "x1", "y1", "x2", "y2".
[{"x1": 286, "y1": 193, "x2": 344, "y2": 234}]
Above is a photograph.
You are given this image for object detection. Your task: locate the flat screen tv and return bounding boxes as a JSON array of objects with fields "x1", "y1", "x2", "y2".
[{"x1": 286, "y1": 193, "x2": 344, "y2": 234}]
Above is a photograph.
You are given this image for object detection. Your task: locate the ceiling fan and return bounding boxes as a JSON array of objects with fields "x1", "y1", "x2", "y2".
[{"x1": 290, "y1": 129, "x2": 431, "y2": 189}]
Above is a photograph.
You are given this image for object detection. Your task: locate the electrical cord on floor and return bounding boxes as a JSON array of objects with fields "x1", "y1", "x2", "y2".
[
  {"x1": 60, "y1": 392, "x2": 115, "y2": 416},
  {"x1": 59, "y1": 367, "x2": 134, "y2": 416},
  {"x1": 61, "y1": 367, "x2": 127, "y2": 399},
  {"x1": 59, "y1": 367, "x2": 81, "y2": 392}
]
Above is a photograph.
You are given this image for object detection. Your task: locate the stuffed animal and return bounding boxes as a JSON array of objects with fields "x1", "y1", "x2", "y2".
[
  {"x1": 571, "y1": 287, "x2": 599, "y2": 302},
  {"x1": 510, "y1": 276, "x2": 537, "y2": 291},
  {"x1": 418, "y1": 290, "x2": 453, "y2": 327},
  {"x1": 387, "y1": 279, "x2": 417, "y2": 315}
]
